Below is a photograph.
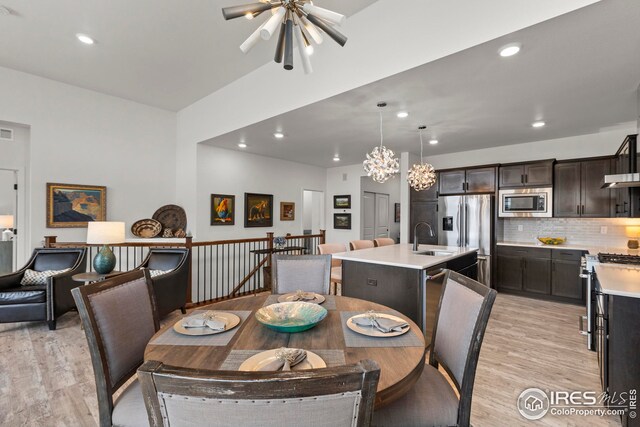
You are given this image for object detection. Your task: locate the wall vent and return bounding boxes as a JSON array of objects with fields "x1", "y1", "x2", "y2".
[{"x1": 0, "y1": 128, "x2": 13, "y2": 141}]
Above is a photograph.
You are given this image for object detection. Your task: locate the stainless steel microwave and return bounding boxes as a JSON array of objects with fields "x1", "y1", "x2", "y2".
[{"x1": 498, "y1": 187, "x2": 553, "y2": 217}]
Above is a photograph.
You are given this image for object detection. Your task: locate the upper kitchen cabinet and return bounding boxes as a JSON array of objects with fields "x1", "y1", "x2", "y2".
[
  {"x1": 611, "y1": 134, "x2": 639, "y2": 217},
  {"x1": 499, "y1": 160, "x2": 554, "y2": 188},
  {"x1": 439, "y1": 166, "x2": 496, "y2": 195},
  {"x1": 554, "y1": 158, "x2": 612, "y2": 218},
  {"x1": 410, "y1": 175, "x2": 439, "y2": 202}
]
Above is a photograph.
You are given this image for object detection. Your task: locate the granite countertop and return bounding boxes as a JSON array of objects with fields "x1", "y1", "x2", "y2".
[
  {"x1": 594, "y1": 264, "x2": 640, "y2": 299},
  {"x1": 497, "y1": 241, "x2": 637, "y2": 255},
  {"x1": 333, "y1": 244, "x2": 478, "y2": 270}
]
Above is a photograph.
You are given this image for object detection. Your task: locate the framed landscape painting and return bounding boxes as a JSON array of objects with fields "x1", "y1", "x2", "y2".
[
  {"x1": 333, "y1": 195, "x2": 351, "y2": 209},
  {"x1": 334, "y1": 213, "x2": 351, "y2": 230},
  {"x1": 245, "y1": 193, "x2": 273, "y2": 227},
  {"x1": 280, "y1": 202, "x2": 295, "y2": 221},
  {"x1": 211, "y1": 194, "x2": 235, "y2": 225},
  {"x1": 46, "y1": 183, "x2": 106, "y2": 228}
]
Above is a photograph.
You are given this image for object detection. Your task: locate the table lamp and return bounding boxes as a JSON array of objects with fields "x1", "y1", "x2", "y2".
[
  {"x1": 626, "y1": 225, "x2": 640, "y2": 250},
  {"x1": 86, "y1": 221, "x2": 125, "y2": 274},
  {"x1": 0, "y1": 215, "x2": 14, "y2": 241}
]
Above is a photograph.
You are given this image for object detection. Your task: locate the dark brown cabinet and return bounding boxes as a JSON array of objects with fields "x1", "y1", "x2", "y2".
[
  {"x1": 612, "y1": 135, "x2": 638, "y2": 218},
  {"x1": 439, "y1": 167, "x2": 496, "y2": 195},
  {"x1": 554, "y1": 158, "x2": 611, "y2": 218},
  {"x1": 496, "y1": 246, "x2": 584, "y2": 303},
  {"x1": 409, "y1": 180, "x2": 439, "y2": 245},
  {"x1": 499, "y1": 161, "x2": 553, "y2": 188}
]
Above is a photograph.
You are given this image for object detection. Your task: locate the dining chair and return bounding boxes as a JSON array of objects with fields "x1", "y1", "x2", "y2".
[
  {"x1": 373, "y1": 238, "x2": 395, "y2": 247},
  {"x1": 72, "y1": 269, "x2": 160, "y2": 427},
  {"x1": 138, "y1": 359, "x2": 381, "y2": 427},
  {"x1": 349, "y1": 240, "x2": 375, "y2": 251},
  {"x1": 372, "y1": 270, "x2": 497, "y2": 427},
  {"x1": 317, "y1": 243, "x2": 346, "y2": 295},
  {"x1": 272, "y1": 254, "x2": 331, "y2": 295}
]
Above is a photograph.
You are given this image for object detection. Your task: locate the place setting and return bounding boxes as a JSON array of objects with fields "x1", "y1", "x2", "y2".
[
  {"x1": 341, "y1": 310, "x2": 424, "y2": 348},
  {"x1": 277, "y1": 289, "x2": 326, "y2": 304},
  {"x1": 238, "y1": 347, "x2": 327, "y2": 371}
]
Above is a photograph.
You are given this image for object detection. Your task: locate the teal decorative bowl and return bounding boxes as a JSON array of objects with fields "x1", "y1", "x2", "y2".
[{"x1": 255, "y1": 302, "x2": 328, "y2": 333}]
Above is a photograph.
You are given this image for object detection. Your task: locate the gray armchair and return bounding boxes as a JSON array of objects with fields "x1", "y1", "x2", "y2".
[
  {"x1": 136, "y1": 248, "x2": 190, "y2": 318},
  {"x1": 0, "y1": 247, "x2": 87, "y2": 330}
]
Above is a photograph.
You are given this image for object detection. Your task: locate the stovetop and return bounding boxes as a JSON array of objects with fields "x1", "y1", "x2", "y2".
[{"x1": 598, "y1": 253, "x2": 640, "y2": 265}]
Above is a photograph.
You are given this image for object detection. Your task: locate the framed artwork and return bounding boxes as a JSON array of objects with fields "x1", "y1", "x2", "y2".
[
  {"x1": 395, "y1": 203, "x2": 401, "y2": 223},
  {"x1": 280, "y1": 202, "x2": 295, "y2": 221},
  {"x1": 333, "y1": 195, "x2": 351, "y2": 209},
  {"x1": 211, "y1": 194, "x2": 235, "y2": 225},
  {"x1": 244, "y1": 193, "x2": 273, "y2": 227},
  {"x1": 334, "y1": 213, "x2": 352, "y2": 230},
  {"x1": 46, "y1": 183, "x2": 106, "y2": 228}
]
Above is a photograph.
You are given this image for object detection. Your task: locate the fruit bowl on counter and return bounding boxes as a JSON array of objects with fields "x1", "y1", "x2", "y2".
[{"x1": 537, "y1": 236, "x2": 566, "y2": 246}]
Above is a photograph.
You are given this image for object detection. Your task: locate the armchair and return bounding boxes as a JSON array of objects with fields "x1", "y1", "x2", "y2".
[
  {"x1": 0, "y1": 247, "x2": 87, "y2": 330},
  {"x1": 136, "y1": 248, "x2": 190, "y2": 318}
]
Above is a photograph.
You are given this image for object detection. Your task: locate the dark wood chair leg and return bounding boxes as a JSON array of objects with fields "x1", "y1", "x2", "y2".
[
  {"x1": 180, "y1": 306, "x2": 187, "y2": 314},
  {"x1": 48, "y1": 320, "x2": 56, "y2": 330}
]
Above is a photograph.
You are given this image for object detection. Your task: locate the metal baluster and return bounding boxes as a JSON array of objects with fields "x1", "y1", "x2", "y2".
[{"x1": 209, "y1": 244, "x2": 213, "y2": 301}]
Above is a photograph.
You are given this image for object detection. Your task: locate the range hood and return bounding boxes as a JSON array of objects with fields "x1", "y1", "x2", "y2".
[{"x1": 601, "y1": 173, "x2": 640, "y2": 188}]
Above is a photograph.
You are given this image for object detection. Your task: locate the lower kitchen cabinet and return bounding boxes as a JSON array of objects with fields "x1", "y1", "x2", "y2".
[{"x1": 496, "y1": 246, "x2": 585, "y2": 304}]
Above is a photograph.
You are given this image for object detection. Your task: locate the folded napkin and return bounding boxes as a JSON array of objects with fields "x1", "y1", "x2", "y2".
[
  {"x1": 258, "y1": 348, "x2": 307, "y2": 371},
  {"x1": 291, "y1": 290, "x2": 317, "y2": 301},
  {"x1": 182, "y1": 313, "x2": 226, "y2": 331},
  {"x1": 353, "y1": 314, "x2": 409, "y2": 333}
]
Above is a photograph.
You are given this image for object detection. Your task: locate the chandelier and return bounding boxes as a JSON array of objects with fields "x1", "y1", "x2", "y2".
[
  {"x1": 222, "y1": 1, "x2": 348, "y2": 74},
  {"x1": 363, "y1": 103, "x2": 400, "y2": 183},
  {"x1": 407, "y1": 126, "x2": 437, "y2": 191}
]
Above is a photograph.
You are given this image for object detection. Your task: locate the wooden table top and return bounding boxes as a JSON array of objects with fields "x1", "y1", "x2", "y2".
[
  {"x1": 145, "y1": 294, "x2": 426, "y2": 408},
  {"x1": 72, "y1": 271, "x2": 122, "y2": 282}
]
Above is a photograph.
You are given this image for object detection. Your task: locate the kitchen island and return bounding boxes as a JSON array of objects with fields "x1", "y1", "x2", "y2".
[{"x1": 333, "y1": 244, "x2": 478, "y2": 344}]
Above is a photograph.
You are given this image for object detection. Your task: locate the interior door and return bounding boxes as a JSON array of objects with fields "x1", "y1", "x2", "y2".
[
  {"x1": 362, "y1": 192, "x2": 375, "y2": 240},
  {"x1": 374, "y1": 193, "x2": 390, "y2": 238}
]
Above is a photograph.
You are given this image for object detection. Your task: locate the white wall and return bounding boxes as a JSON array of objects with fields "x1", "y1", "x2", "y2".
[
  {"x1": 361, "y1": 176, "x2": 401, "y2": 242},
  {"x1": 0, "y1": 66, "x2": 177, "y2": 263},
  {"x1": 425, "y1": 123, "x2": 635, "y2": 169},
  {"x1": 325, "y1": 164, "x2": 364, "y2": 244},
  {"x1": 196, "y1": 145, "x2": 326, "y2": 240}
]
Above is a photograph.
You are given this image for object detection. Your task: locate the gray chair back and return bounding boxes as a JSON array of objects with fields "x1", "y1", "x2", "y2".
[
  {"x1": 72, "y1": 269, "x2": 160, "y2": 427},
  {"x1": 138, "y1": 359, "x2": 380, "y2": 427},
  {"x1": 272, "y1": 254, "x2": 332, "y2": 295},
  {"x1": 429, "y1": 270, "x2": 496, "y2": 426}
]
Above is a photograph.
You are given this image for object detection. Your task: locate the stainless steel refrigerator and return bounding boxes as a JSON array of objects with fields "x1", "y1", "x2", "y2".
[{"x1": 437, "y1": 194, "x2": 493, "y2": 286}]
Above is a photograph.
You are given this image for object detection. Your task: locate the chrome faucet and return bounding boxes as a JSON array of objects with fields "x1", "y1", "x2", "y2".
[{"x1": 413, "y1": 222, "x2": 435, "y2": 252}]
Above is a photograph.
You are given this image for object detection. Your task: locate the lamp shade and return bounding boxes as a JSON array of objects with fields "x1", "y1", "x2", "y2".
[
  {"x1": 86, "y1": 221, "x2": 125, "y2": 245},
  {"x1": 0, "y1": 215, "x2": 14, "y2": 228},
  {"x1": 626, "y1": 226, "x2": 640, "y2": 238}
]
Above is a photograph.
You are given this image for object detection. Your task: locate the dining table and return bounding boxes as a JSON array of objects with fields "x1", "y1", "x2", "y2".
[{"x1": 144, "y1": 293, "x2": 426, "y2": 408}]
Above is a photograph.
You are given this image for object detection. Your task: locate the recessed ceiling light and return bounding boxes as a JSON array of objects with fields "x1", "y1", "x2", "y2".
[
  {"x1": 499, "y1": 43, "x2": 521, "y2": 57},
  {"x1": 333, "y1": 156, "x2": 340, "y2": 162},
  {"x1": 397, "y1": 112, "x2": 409, "y2": 118},
  {"x1": 76, "y1": 33, "x2": 95, "y2": 45},
  {"x1": 532, "y1": 121, "x2": 546, "y2": 128},
  {"x1": 274, "y1": 132, "x2": 284, "y2": 139},
  {"x1": 238, "y1": 142, "x2": 247, "y2": 148},
  {"x1": 429, "y1": 139, "x2": 438, "y2": 145}
]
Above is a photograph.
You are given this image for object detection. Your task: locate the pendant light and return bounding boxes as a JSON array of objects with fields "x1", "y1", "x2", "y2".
[
  {"x1": 363, "y1": 102, "x2": 400, "y2": 183},
  {"x1": 407, "y1": 126, "x2": 437, "y2": 191}
]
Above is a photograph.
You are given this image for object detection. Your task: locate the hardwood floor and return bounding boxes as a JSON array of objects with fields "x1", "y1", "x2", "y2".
[{"x1": 0, "y1": 294, "x2": 620, "y2": 426}]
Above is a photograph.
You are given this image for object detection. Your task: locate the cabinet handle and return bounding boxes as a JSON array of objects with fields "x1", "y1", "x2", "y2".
[
  {"x1": 577, "y1": 205, "x2": 580, "y2": 215},
  {"x1": 615, "y1": 204, "x2": 620, "y2": 214},
  {"x1": 624, "y1": 201, "x2": 628, "y2": 213},
  {"x1": 521, "y1": 174, "x2": 524, "y2": 184},
  {"x1": 525, "y1": 174, "x2": 528, "y2": 184}
]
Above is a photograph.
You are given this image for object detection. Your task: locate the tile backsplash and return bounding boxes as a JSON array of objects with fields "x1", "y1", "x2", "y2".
[{"x1": 502, "y1": 218, "x2": 640, "y2": 247}]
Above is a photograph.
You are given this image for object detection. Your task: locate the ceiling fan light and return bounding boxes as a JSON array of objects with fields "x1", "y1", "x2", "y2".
[
  {"x1": 294, "y1": 23, "x2": 313, "y2": 74},
  {"x1": 260, "y1": 7, "x2": 286, "y2": 40},
  {"x1": 222, "y1": 2, "x2": 275, "y2": 20},
  {"x1": 305, "y1": 13, "x2": 347, "y2": 46},
  {"x1": 302, "y1": 3, "x2": 346, "y2": 26}
]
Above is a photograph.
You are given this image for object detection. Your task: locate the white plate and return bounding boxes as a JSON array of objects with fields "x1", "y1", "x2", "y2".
[
  {"x1": 173, "y1": 311, "x2": 241, "y2": 336},
  {"x1": 238, "y1": 349, "x2": 327, "y2": 371},
  {"x1": 346, "y1": 313, "x2": 411, "y2": 338},
  {"x1": 277, "y1": 293, "x2": 326, "y2": 304}
]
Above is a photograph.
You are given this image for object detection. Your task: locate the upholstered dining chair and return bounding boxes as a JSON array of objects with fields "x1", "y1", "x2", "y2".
[
  {"x1": 372, "y1": 270, "x2": 497, "y2": 427},
  {"x1": 138, "y1": 359, "x2": 381, "y2": 427},
  {"x1": 373, "y1": 238, "x2": 395, "y2": 247},
  {"x1": 272, "y1": 254, "x2": 331, "y2": 295},
  {"x1": 72, "y1": 269, "x2": 160, "y2": 427},
  {"x1": 317, "y1": 243, "x2": 346, "y2": 295},
  {"x1": 0, "y1": 247, "x2": 87, "y2": 330},
  {"x1": 349, "y1": 240, "x2": 375, "y2": 251},
  {"x1": 135, "y1": 248, "x2": 190, "y2": 318}
]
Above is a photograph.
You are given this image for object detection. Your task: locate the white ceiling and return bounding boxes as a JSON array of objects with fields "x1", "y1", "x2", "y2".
[
  {"x1": 0, "y1": 0, "x2": 376, "y2": 111},
  {"x1": 205, "y1": 0, "x2": 640, "y2": 168}
]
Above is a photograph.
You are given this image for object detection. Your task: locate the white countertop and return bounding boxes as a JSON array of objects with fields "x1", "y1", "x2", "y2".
[
  {"x1": 333, "y1": 244, "x2": 478, "y2": 270},
  {"x1": 594, "y1": 264, "x2": 640, "y2": 299},
  {"x1": 497, "y1": 241, "x2": 637, "y2": 256}
]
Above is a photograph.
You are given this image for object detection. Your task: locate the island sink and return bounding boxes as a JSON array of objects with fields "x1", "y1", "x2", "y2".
[{"x1": 413, "y1": 250, "x2": 453, "y2": 256}]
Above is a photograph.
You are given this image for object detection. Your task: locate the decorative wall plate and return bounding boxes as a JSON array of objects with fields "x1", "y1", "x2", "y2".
[
  {"x1": 152, "y1": 205, "x2": 187, "y2": 233},
  {"x1": 130, "y1": 219, "x2": 162, "y2": 238}
]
